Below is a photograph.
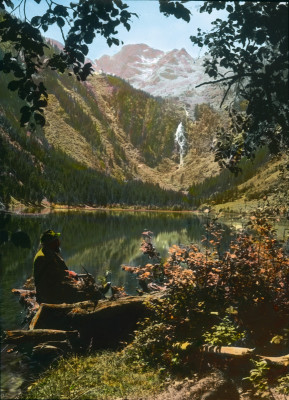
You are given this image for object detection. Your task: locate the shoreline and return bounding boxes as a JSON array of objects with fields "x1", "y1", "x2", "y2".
[
  {"x1": 2, "y1": 195, "x2": 287, "y2": 218},
  {"x1": 2, "y1": 204, "x2": 247, "y2": 217},
  {"x1": 3, "y1": 204, "x2": 197, "y2": 216}
]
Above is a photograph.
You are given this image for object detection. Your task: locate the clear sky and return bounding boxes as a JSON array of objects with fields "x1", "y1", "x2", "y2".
[{"x1": 20, "y1": 1, "x2": 227, "y2": 61}]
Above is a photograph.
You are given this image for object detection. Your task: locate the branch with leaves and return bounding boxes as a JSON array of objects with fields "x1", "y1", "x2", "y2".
[{"x1": 191, "y1": 1, "x2": 289, "y2": 168}]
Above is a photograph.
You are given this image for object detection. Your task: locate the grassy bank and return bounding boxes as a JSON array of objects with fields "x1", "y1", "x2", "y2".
[{"x1": 23, "y1": 351, "x2": 165, "y2": 400}]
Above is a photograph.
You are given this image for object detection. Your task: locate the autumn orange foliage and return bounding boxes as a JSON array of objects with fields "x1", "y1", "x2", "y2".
[{"x1": 123, "y1": 211, "x2": 289, "y2": 355}]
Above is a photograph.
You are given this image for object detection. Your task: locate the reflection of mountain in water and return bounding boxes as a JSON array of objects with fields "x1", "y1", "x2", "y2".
[
  {"x1": 2, "y1": 211, "x2": 289, "y2": 331},
  {"x1": 64, "y1": 212, "x2": 208, "y2": 293},
  {"x1": 0, "y1": 211, "x2": 208, "y2": 329},
  {"x1": 66, "y1": 236, "x2": 141, "y2": 292},
  {"x1": 66, "y1": 227, "x2": 200, "y2": 293}
]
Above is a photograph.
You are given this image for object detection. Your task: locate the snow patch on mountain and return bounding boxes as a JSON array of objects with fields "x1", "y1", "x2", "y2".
[{"x1": 94, "y1": 44, "x2": 230, "y2": 115}]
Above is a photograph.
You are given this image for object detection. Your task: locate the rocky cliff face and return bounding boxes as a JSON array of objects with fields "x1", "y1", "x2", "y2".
[
  {"x1": 94, "y1": 44, "x2": 230, "y2": 115},
  {"x1": 95, "y1": 44, "x2": 164, "y2": 80},
  {"x1": 76, "y1": 73, "x2": 220, "y2": 190}
]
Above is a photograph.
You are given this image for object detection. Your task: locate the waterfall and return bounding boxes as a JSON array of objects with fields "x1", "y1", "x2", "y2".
[{"x1": 175, "y1": 122, "x2": 186, "y2": 167}]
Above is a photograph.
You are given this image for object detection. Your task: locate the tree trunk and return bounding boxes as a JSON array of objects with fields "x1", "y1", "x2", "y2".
[
  {"x1": 201, "y1": 344, "x2": 254, "y2": 357},
  {"x1": 28, "y1": 295, "x2": 158, "y2": 349},
  {"x1": 201, "y1": 345, "x2": 289, "y2": 366},
  {"x1": 3, "y1": 329, "x2": 79, "y2": 345}
]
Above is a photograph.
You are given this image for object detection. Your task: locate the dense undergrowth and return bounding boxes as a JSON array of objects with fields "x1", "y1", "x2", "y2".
[
  {"x1": 22, "y1": 210, "x2": 289, "y2": 399},
  {"x1": 122, "y1": 210, "x2": 289, "y2": 398}
]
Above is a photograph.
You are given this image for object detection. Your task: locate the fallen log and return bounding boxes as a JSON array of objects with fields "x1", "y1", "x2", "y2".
[
  {"x1": 29, "y1": 296, "x2": 157, "y2": 330},
  {"x1": 32, "y1": 340, "x2": 73, "y2": 353},
  {"x1": 32, "y1": 344, "x2": 64, "y2": 358},
  {"x1": 29, "y1": 300, "x2": 95, "y2": 330},
  {"x1": 260, "y1": 354, "x2": 289, "y2": 366},
  {"x1": 31, "y1": 340, "x2": 74, "y2": 359},
  {"x1": 28, "y1": 295, "x2": 161, "y2": 349},
  {"x1": 201, "y1": 345, "x2": 289, "y2": 367},
  {"x1": 3, "y1": 329, "x2": 79, "y2": 345},
  {"x1": 201, "y1": 345, "x2": 255, "y2": 357},
  {"x1": 12, "y1": 288, "x2": 36, "y2": 296}
]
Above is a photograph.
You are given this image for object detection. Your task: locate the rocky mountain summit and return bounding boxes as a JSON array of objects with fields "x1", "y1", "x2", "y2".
[{"x1": 94, "y1": 43, "x2": 229, "y2": 114}]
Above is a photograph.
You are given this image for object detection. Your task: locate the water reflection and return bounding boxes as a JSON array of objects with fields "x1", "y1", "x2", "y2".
[
  {"x1": 0, "y1": 210, "x2": 210, "y2": 331},
  {"x1": 3, "y1": 210, "x2": 288, "y2": 332}
]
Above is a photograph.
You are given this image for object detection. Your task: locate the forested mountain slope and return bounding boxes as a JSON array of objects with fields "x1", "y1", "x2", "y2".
[
  {"x1": 0, "y1": 41, "x2": 279, "y2": 210},
  {"x1": 0, "y1": 64, "x2": 188, "y2": 207},
  {"x1": 0, "y1": 40, "x2": 226, "y2": 208},
  {"x1": 39, "y1": 68, "x2": 223, "y2": 189}
]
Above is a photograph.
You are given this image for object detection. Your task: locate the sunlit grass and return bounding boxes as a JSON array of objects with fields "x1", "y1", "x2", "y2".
[{"x1": 23, "y1": 351, "x2": 164, "y2": 400}]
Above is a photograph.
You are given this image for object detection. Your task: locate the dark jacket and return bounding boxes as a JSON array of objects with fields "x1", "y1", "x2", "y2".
[{"x1": 33, "y1": 247, "x2": 69, "y2": 303}]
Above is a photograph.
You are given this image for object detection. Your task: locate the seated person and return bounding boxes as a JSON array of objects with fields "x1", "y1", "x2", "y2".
[{"x1": 33, "y1": 229, "x2": 100, "y2": 304}]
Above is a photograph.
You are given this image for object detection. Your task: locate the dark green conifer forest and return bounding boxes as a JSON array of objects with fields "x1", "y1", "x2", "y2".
[{"x1": 0, "y1": 61, "x2": 188, "y2": 209}]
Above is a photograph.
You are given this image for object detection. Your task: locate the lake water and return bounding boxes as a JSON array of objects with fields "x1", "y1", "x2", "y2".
[
  {"x1": 1, "y1": 209, "x2": 289, "y2": 333},
  {"x1": 0, "y1": 209, "x2": 228, "y2": 332}
]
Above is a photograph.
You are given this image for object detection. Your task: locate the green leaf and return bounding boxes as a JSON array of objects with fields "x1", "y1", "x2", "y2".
[
  {"x1": 255, "y1": 30, "x2": 266, "y2": 45},
  {"x1": 84, "y1": 32, "x2": 94, "y2": 44},
  {"x1": 226, "y1": 4, "x2": 233, "y2": 13},
  {"x1": 7, "y1": 80, "x2": 20, "y2": 91},
  {"x1": 4, "y1": 0, "x2": 14, "y2": 8},
  {"x1": 34, "y1": 112, "x2": 46, "y2": 126},
  {"x1": 270, "y1": 335, "x2": 283, "y2": 345},
  {"x1": 57, "y1": 17, "x2": 65, "y2": 28},
  {"x1": 54, "y1": 5, "x2": 69, "y2": 17},
  {"x1": 20, "y1": 107, "x2": 32, "y2": 125},
  {"x1": 80, "y1": 44, "x2": 89, "y2": 55},
  {"x1": 36, "y1": 99, "x2": 48, "y2": 108},
  {"x1": 180, "y1": 342, "x2": 191, "y2": 350},
  {"x1": 31, "y1": 16, "x2": 42, "y2": 26},
  {"x1": 124, "y1": 22, "x2": 130, "y2": 31}
]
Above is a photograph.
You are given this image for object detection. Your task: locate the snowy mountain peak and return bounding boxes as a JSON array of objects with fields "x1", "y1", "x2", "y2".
[
  {"x1": 95, "y1": 44, "x2": 164, "y2": 78},
  {"x1": 94, "y1": 44, "x2": 230, "y2": 112}
]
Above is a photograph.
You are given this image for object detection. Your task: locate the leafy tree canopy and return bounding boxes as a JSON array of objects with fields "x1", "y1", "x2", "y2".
[
  {"x1": 191, "y1": 1, "x2": 288, "y2": 171},
  {"x1": 0, "y1": 0, "x2": 190, "y2": 129}
]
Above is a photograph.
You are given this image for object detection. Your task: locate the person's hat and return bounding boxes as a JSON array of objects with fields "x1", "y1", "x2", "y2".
[{"x1": 40, "y1": 229, "x2": 60, "y2": 244}]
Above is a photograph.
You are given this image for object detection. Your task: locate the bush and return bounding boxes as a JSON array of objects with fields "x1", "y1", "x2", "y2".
[
  {"x1": 124, "y1": 211, "x2": 289, "y2": 370},
  {"x1": 202, "y1": 316, "x2": 245, "y2": 346}
]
